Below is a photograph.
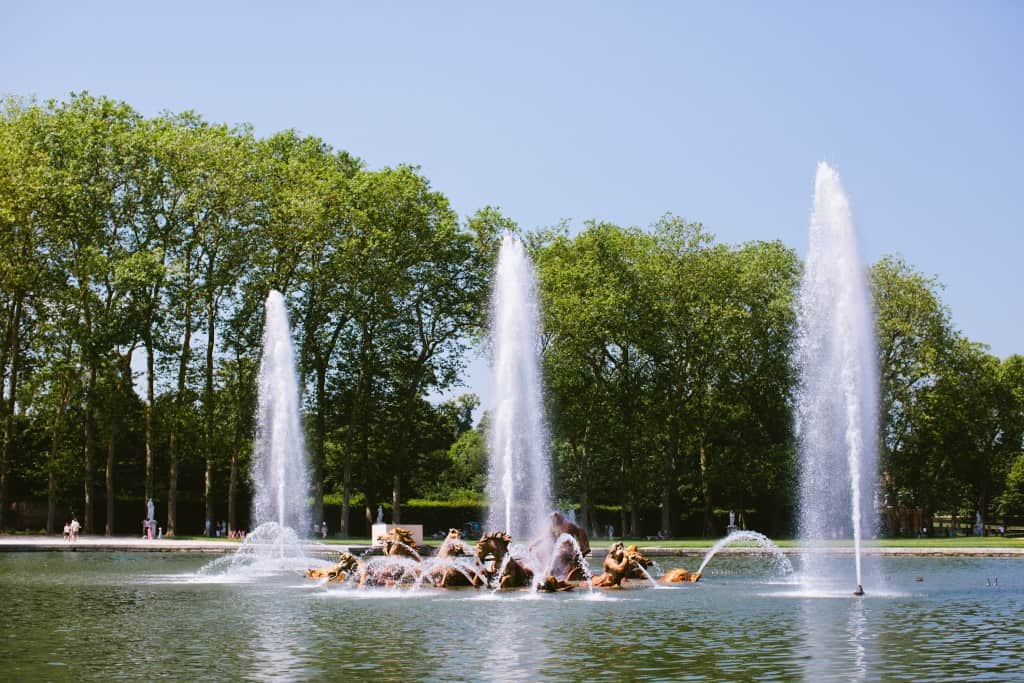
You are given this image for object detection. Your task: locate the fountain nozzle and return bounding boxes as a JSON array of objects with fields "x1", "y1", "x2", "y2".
[{"x1": 853, "y1": 584, "x2": 864, "y2": 596}]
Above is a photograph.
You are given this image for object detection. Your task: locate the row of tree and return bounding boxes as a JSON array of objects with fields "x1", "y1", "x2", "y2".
[
  {"x1": 2, "y1": 93, "x2": 1021, "y2": 538},
  {"x1": 532, "y1": 223, "x2": 1024, "y2": 536},
  {"x1": 0, "y1": 93, "x2": 502, "y2": 536}
]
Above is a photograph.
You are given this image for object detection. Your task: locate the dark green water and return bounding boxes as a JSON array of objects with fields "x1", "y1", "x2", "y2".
[{"x1": 0, "y1": 553, "x2": 1020, "y2": 682}]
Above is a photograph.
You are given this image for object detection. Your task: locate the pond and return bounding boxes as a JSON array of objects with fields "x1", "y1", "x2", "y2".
[{"x1": 0, "y1": 552, "x2": 1020, "y2": 681}]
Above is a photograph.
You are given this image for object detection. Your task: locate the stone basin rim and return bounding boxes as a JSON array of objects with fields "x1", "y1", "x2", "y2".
[{"x1": 1, "y1": 537, "x2": 1021, "y2": 557}]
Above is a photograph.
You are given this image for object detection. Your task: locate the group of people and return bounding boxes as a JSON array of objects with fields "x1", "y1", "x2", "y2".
[
  {"x1": 62, "y1": 518, "x2": 81, "y2": 542},
  {"x1": 204, "y1": 518, "x2": 244, "y2": 540}
]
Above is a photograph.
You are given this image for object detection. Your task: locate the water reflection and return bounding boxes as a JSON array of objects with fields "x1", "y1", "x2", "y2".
[
  {"x1": 247, "y1": 588, "x2": 320, "y2": 682},
  {"x1": 474, "y1": 596, "x2": 550, "y2": 681},
  {"x1": 847, "y1": 598, "x2": 868, "y2": 681},
  {"x1": 801, "y1": 594, "x2": 873, "y2": 682},
  {"x1": 0, "y1": 553, "x2": 1021, "y2": 681}
]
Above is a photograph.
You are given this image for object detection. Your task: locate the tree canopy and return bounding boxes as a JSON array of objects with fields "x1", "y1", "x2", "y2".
[{"x1": 1, "y1": 93, "x2": 1020, "y2": 538}]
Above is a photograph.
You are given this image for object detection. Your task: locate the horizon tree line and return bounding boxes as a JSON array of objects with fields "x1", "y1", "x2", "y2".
[{"x1": 2, "y1": 92, "x2": 1021, "y2": 538}]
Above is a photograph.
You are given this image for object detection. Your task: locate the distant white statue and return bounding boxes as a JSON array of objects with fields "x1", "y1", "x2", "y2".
[
  {"x1": 146, "y1": 498, "x2": 155, "y2": 522},
  {"x1": 376, "y1": 505, "x2": 384, "y2": 524}
]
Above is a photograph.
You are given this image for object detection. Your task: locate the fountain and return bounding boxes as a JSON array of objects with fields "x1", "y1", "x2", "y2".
[
  {"x1": 794, "y1": 162, "x2": 879, "y2": 596},
  {"x1": 695, "y1": 530, "x2": 794, "y2": 576},
  {"x1": 194, "y1": 292, "x2": 317, "y2": 579},
  {"x1": 486, "y1": 234, "x2": 552, "y2": 542},
  {"x1": 592, "y1": 542, "x2": 660, "y2": 588},
  {"x1": 248, "y1": 290, "x2": 312, "y2": 556}
]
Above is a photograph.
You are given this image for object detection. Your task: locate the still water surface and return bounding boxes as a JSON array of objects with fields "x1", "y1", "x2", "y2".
[{"x1": 0, "y1": 552, "x2": 1020, "y2": 681}]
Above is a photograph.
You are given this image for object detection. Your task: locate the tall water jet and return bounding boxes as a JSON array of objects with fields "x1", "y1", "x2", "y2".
[
  {"x1": 795, "y1": 163, "x2": 878, "y2": 595},
  {"x1": 486, "y1": 234, "x2": 551, "y2": 540},
  {"x1": 252, "y1": 290, "x2": 311, "y2": 539}
]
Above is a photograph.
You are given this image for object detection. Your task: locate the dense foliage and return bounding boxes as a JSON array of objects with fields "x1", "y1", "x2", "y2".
[
  {"x1": 1, "y1": 94, "x2": 1021, "y2": 537},
  {"x1": 0, "y1": 93, "x2": 500, "y2": 536}
]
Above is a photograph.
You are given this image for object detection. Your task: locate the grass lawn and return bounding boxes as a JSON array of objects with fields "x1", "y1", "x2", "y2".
[
  {"x1": 319, "y1": 536, "x2": 1024, "y2": 549},
  {"x1": 587, "y1": 536, "x2": 1024, "y2": 549},
  {"x1": 22, "y1": 533, "x2": 1017, "y2": 549}
]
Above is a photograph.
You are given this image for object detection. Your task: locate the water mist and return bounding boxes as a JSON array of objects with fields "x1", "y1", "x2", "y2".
[
  {"x1": 252, "y1": 290, "x2": 311, "y2": 539},
  {"x1": 486, "y1": 234, "x2": 552, "y2": 541},
  {"x1": 795, "y1": 163, "x2": 879, "y2": 595}
]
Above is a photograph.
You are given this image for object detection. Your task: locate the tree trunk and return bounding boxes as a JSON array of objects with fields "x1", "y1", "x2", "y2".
[
  {"x1": 167, "y1": 295, "x2": 192, "y2": 537},
  {"x1": 105, "y1": 435, "x2": 115, "y2": 536},
  {"x1": 580, "y1": 487, "x2": 590, "y2": 538},
  {"x1": 203, "y1": 462, "x2": 213, "y2": 531},
  {"x1": 340, "y1": 455, "x2": 351, "y2": 538},
  {"x1": 143, "y1": 260, "x2": 164, "y2": 505},
  {"x1": 363, "y1": 407, "x2": 375, "y2": 530},
  {"x1": 47, "y1": 409, "x2": 61, "y2": 535},
  {"x1": 620, "y1": 345, "x2": 636, "y2": 537},
  {"x1": 167, "y1": 433, "x2": 178, "y2": 536},
  {"x1": 363, "y1": 415, "x2": 375, "y2": 530},
  {"x1": 619, "y1": 407, "x2": 629, "y2": 537},
  {"x1": 46, "y1": 382, "x2": 70, "y2": 535},
  {"x1": 390, "y1": 391, "x2": 421, "y2": 530},
  {"x1": 47, "y1": 468, "x2": 57, "y2": 535},
  {"x1": 700, "y1": 434, "x2": 712, "y2": 537},
  {"x1": 228, "y1": 349, "x2": 248, "y2": 535},
  {"x1": 619, "y1": 499, "x2": 628, "y2": 540},
  {"x1": 0, "y1": 293, "x2": 22, "y2": 531},
  {"x1": 579, "y1": 423, "x2": 592, "y2": 535},
  {"x1": 359, "y1": 363, "x2": 376, "y2": 534},
  {"x1": 661, "y1": 405, "x2": 680, "y2": 536},
  {"x1": 312, "y1": 365, "x2": 327, "y2": 527},
  {"x1": 83, "y1": 364, "x2": 97, "y2": 534},
  {"x1": 392, "y1": 474, "x2": 401, "y2": 524},
  {"x1": 144, "y1": 338, "x2": 155, "y2": 503},
  {"x1": 203, "y1": 294, "x2": 216, "y2": 533},
  {"x1": 228, "y1": 447, "x2": 238, "y2": 533}
]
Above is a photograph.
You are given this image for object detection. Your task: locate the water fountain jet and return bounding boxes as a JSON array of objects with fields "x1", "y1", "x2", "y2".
[
  {"x1": 795, "y1": 163, "x2": 879, "y2": 596},
  {"x1": 249, "y1": 290, "x2": 312, "y2": 556},
  {"x1": 486, "y1": 234, "x2": 551, "y2": 542},
  {"x1": 695, "y1": 530, "x2": 794, "y2": 576}
]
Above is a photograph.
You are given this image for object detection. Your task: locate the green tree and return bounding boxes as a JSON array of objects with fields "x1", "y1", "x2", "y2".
[
  {"x1": 537, "y1": 222, "x2": 657, "y2": 536},
  {"x1": 996, "y1": 355, "x2": 1024, "y2": 520},
  {"x1": 39, "y1": 93, "x2": 147, "y2": 532},
  {"x1": 914, "y1": 340, "x2": 1020, "y2": 530},
  {"x1": 870, "y1": 255, "x2": 953, "y2": 527},
  {"x1": 384, "y1": 194, "x2": 494, "y2": 522},
  {"x1": 257, "y1": 130, "x2": 362, "y2": 528},
  {"x1": 0, "y1": 97, "x2": 50, "y2": 530},
  {"x1": 707, "y1": 240, "x2": 799, "y2": 532}
]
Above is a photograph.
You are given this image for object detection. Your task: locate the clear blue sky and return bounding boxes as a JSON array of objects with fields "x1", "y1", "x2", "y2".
[{"x1": 4, "y1": 1, "x2": 1021, "y2": 411}]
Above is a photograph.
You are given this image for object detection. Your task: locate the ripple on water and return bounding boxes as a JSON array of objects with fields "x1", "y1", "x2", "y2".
[{"x1": 0, "y1": 552, "x2": 1021, "y2": 682}]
